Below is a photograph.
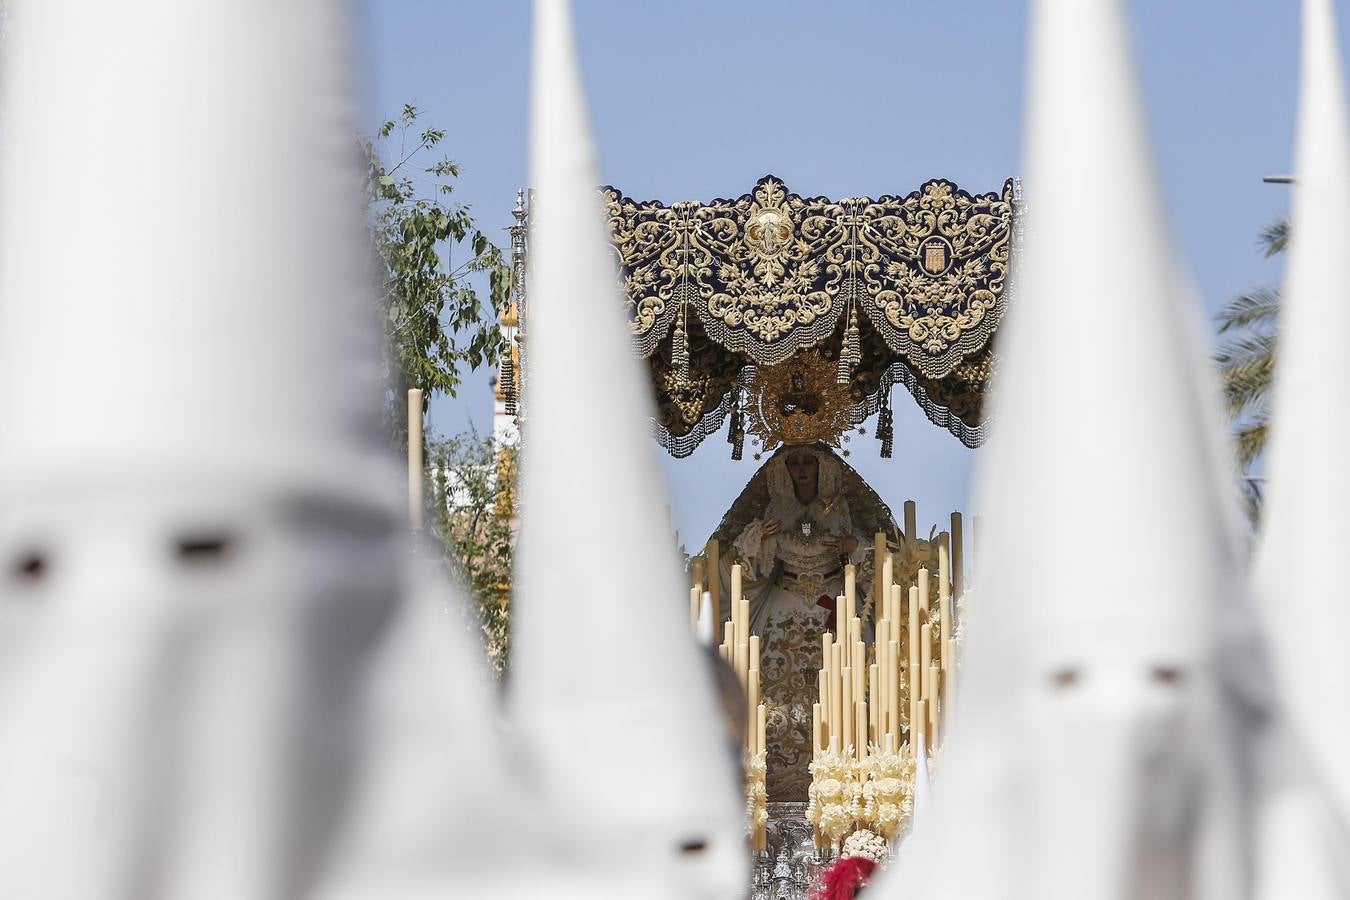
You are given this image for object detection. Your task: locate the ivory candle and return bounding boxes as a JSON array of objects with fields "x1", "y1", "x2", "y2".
[
  {"x1": 757, "y1": 704, "x2": 767, "y2": 763},
  {"x1": 690, "y1": 586, "x2": 700, "y2": 632},
  {"x1": 844, "y1": 564, "x2": 857, "y2": 623},
  {"x1": 903, "y1": 499, "x2": 917, "y2": 548},
  {"x1": 909, "y1": 663, "x2": 921, "y2": 739},
  {"x1": 830, "y1": 644, "x2": 843, "y2": 741},
  {"x1": 921, "y1": 620, "x2": 933, "y2": 694},
  {"x1": 854, "y1": 640, "x2": 865, "y2": 703},
  {"x1": 407, "y1": 388, "x2": 424, "y2": 531},
  {"x1": 928, "y1": 663, "x2": 941, "y2": 742},
  {"x1": 731, "y1": 564, "x2": 744, "y2": 639},
  {"x1": 908, "y1": 586, "x2": 920, "y2": 674},
  {"x1": 868, "y1": 663, "x2": 879, "y2": 743},
  {"x1": 841, "y1": 669, "x2": 853, "y2": 755},
  {"x1": 872, "y1": 532, "x2": 886, "y2": 615},
  {"x1": 918, "y1": 565, "x2": 931, "y2": 620},
  {"x1": 891, "y1": 584, "x2": 903, "y2": 645},
  {"x1": 888, "y1": 640, "x2": 900, "y2": 747},
  {"x1": 819, "y1": 671, "x2": 829, "y2": 734},
  {"x1": 950, "y1": 512, "x2": 964, "y2": 599},
  {"x1": 707, "y1": 539, "x2": 722, "y2": 621},
  {"x1": 692, "y1": 556, "x2": 705, "y2": 593},
  {"x1": 881, "y1": 552, "x2": 894, "y2": 601},
  {"x1": 812, "y1": 703, "x2": 823, "y2": 755},
  {"x1": 915, "y1": 699, "x2": 927, "y2": 743},
  {"x1": 747, "y1": 667, "x2": 760, "y2": 754},
  {"x1": 938, "y1": 536, "x2": 952, "y2": 672},
  {"x1": 856, "y1": 700, "x2": 868, "y2": 761},
  {"x1": 874, "y1": 630, "x2": 886, "y2": 732}
]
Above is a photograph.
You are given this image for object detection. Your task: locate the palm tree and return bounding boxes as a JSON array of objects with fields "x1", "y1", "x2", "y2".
[{"x1": 1215, "y1": 219, "x2": 1287, "y2": 518}]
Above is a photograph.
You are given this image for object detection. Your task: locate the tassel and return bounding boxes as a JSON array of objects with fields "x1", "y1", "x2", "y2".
[
  {"x1": 501, "y1": 351, "x2": 517, "y2": 417},
  {"x1": 672, "y1": 311, "x2": 689, "y2": 384},
  {"x1": 877, "y1": 393, "x2": 893, "y2": 459},
  {"x1": 729, "y1": 390, "x2": 744, "y2": 461},
  {"x1": 837, "y1": 307, "x2": 860, "y2": 384}
]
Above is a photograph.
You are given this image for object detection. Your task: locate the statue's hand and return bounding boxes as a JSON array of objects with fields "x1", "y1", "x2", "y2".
[
  {"x1": 822, "y1": 534, "x2": 859, "y2": 555},
  {"x1": 762, "y1": 519, "x2": 782, "y2": 537}
]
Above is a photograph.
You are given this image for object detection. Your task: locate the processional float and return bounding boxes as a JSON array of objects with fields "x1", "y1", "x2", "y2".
[{"x1": 497, "y1": 169, "x2": 1021, "y2": 894}]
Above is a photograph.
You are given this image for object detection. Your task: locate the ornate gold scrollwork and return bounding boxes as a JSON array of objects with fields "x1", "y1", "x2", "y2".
[{"x1": 602, "y1": 175, "x2": 1014, "y2": 457}]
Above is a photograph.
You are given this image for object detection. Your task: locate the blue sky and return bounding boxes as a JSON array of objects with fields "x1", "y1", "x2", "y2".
[{"x1": 361, "y1": 0, "x2": 1341, "y2": 547}]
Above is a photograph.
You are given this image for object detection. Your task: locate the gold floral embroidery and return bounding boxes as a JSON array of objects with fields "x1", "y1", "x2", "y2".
[{"x1": 760, "y1": 609, "x2": 833, "y2": 801}]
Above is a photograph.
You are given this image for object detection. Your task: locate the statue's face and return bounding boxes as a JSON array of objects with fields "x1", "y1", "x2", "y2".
[{"x1": 783, "y1": 451, "x2": 819, "y2": 501}]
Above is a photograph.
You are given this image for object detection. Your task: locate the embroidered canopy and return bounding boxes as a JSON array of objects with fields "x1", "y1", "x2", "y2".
[{"x1": 603, "y1": 175, "x2": 1018, "y2": 458}]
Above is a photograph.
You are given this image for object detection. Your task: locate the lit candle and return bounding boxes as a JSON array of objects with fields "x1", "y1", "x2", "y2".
[
  {"x1": 918, "y1": 565, "x2": 931, "y2": 620},
  {"x1": 407, "y1": 388, "x2": 424, "y2": 531}
]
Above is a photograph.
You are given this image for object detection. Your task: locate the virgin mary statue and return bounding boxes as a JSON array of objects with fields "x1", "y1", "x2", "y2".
[{"x1": 713, "y1": 444, "x2": 898, "y2": 801}]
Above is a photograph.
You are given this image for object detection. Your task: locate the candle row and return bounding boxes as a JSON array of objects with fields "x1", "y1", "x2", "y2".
[
  {"x1": 689, "y1": 561, "x2": 767, "y2": 850},
  {"x1": 814, "y1": 515, "x2": 963, "y2": 759}
]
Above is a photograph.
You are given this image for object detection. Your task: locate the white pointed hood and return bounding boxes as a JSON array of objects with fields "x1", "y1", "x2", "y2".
[
  {"x1": 510, "y1": 0, "x2": 743, "y2": 895},
  {"x1": 1254, "y1": 0, "x2": 1350, "y2": 821},
  {"x1": 0, "y1": 0, "x2": 396, "y2": 508},
  {"x1": 1249, "y1": 3, "x2": 1350, "y2": 895},
  {"x1": 872, "y1": 1, "x2": 1260, "y2": 897},
  {"x1": 0, "y1": 1, "x2": 407, "y2": 897},
  {"x1": 318, "y1": 552, "x2": 687, "y2": 900}
]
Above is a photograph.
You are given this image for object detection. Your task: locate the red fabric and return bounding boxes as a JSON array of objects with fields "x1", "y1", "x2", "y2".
[
  {"x1": 812, "y1": 856, "x2": 877, "y2": 900},
  {"x1": 816, "y1": 595, "x2": 838, "y2": 631}
]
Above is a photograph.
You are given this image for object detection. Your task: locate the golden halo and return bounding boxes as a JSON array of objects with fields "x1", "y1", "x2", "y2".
[{"x1": 744, "y1": 351, "x2": 855, "y2": 451}]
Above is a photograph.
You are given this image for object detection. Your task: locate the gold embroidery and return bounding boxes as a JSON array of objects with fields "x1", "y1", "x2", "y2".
[{"x1": 760, "y1": 609, "x2": 833, "y2": 801}]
